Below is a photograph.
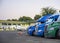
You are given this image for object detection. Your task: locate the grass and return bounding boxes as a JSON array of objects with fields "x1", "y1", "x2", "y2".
[
  {"x1": 0, "y1": 29, "x2": 4, "y2": 31},
  {"x1": 0, "y1": 28, "x2": 16, "y2": 31},
  {"x1": 0, "y1": 20, "x2": 26, "y2": 24}
]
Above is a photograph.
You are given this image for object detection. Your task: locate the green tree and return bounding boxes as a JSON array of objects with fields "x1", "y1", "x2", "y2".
[
  {"x1": 12, "y1": 19, "x2": 17, "y2": 21},
  {"x1": 19, "y1": 16, "x2": 33, "y2": 22},
  {"x1": 41, "y1": 7, "x2": 57, "y2": 16},
  {"x1": 34, "y1": 15, "x2": 41, "y2": 20},
  {"x1": 59, "y1": 10, "x2": 60, "y2": 12}
]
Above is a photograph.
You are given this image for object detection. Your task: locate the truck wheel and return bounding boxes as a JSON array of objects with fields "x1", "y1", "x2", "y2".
[
  {"x1": 33, "y1": 31, "x2": 35, "y2": 35},
  {"x1": 44, "y1": 25, "x2": 48, "y2": 38},
  {"x1": 57, "y1": 29, "x2": 60, "y2": 39},
  {"x1": 44, "y1": 33, "x2": 48, "y2": 38}
]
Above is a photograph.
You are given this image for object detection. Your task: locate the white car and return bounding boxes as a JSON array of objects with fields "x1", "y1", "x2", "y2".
[{"x1": 16, "y1": 25, "x2": 26, "y2": 31}]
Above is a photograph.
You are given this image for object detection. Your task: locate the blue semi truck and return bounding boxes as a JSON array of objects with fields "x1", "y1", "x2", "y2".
[
  {"x1": 27, "y1": 14, "x2": 51, "y2": 36},
  {"x1": 27, "y1": 14, "x2": 59, "y2": 37}
]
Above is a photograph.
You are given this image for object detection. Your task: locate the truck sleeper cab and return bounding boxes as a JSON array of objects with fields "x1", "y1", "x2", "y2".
[
  {"x1": 44, "y1": 14, "x2": 60, "y2": 38},
  {"x1": 44, "y1": 22, "x2": 60, "y2": 38}
]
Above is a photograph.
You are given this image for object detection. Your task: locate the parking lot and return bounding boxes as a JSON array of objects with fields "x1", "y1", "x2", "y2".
[{"x1": 0, "y1": 31, "x2": 60, "y2": 43}]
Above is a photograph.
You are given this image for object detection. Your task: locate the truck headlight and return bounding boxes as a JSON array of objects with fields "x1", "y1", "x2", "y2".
[
  {"x1": 28, "y1": 29, "x2": 32, "y2": 31},
  {"x1": 50, "y1": 27, "x2": 54, "y2": 30}
]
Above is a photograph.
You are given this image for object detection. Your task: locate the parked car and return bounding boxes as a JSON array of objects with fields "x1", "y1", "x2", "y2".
[{"x1": 16, "y1": 25, "x2": 26, "y2": 31}]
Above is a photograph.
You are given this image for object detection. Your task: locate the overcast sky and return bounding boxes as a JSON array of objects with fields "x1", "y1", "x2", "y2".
[{"x1": 0, "y1": 0, "x2": 60, "y2": 20}]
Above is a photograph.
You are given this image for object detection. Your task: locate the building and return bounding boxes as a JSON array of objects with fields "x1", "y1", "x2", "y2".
[{"x1": 0, "y1": 20, "x2": 29, "y2": 31}]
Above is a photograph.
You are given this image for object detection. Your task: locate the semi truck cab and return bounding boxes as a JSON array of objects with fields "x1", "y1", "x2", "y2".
[{"x1": 27, "y1": 14, "x2": 52, "y2": 36}]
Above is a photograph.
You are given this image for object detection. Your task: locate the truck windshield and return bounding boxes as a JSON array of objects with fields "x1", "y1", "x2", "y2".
[{"x1": 46, "y1": 19, "x2": 53, "y2": 24}]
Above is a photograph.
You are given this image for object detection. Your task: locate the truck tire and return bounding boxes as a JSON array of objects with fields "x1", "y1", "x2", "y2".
[
  {"x1": 44, "y1": 25, "x2": 48, "y2": 38},
  {"x1": 44, "y1": 33, "x2": 48, "y2": 38},
  {"x1": 57, "y1": 29, "x2": 60, "y2": 39},
  {"x1": 33, "y1": 30, "x2": 36, "y2": 36}
]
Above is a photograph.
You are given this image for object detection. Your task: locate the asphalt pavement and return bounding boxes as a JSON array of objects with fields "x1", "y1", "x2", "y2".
[{"x1": 0, "y1": 31, "x2": 60, "y2": 43}]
